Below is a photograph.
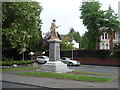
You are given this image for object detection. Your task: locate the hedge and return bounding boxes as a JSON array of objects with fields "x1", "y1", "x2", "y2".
[
  {"x1": 1, "y1": 60, "x2": 35, "y2": 66},
  {"x1": 44, "y1": 50, "x2": 119, "y2": 58},
  {"x1": 112, "y1": 50, "x2": 120, "y2": 58}
]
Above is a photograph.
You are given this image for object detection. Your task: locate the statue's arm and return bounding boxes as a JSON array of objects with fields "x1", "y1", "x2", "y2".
[
  {"x1": 56, "y1": 25, "x2": 61, "y2": 28},
  {"x1": 56, "y1": 26, "x2": 59, "y2": 28}
]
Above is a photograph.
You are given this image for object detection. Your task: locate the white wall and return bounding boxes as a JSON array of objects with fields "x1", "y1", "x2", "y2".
[{"x1": 72, "y1": 40, "x2": 79, "y2": 48}]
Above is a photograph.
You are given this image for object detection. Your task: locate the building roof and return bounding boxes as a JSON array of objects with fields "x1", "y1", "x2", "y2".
[{"x1": 60, "y1": 35, "x2": 69, "y2": 40}]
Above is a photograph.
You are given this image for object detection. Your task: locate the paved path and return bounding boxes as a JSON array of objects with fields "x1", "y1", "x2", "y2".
[
  {"x1": 1, "y1": 65, "x2": 119, "y2": 89},
  {"x1": 1, "y1": 73, "x2": 119, "y2": 88},
  {"x1": 2, "y1": 81, "x2": 40, "y2": 88}
]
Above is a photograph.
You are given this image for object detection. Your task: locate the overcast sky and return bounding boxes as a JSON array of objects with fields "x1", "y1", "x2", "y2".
[{"x1": 35, "y1": 0, "x2": 120, "y2": 37}]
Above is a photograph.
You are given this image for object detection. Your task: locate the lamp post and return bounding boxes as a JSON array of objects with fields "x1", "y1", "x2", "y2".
[
  {"x1": 23, "y1": 52, "x2": 24, "y2": 60},
  {"x1": 72, "y1": 32, "x2": 74, "y2": 60},
  {"x1": 22, "y1": 47, "x2": 26, "y2": 60},
  {"x1": 70, "y1": 27, "x2": 74, "y2": 60}
]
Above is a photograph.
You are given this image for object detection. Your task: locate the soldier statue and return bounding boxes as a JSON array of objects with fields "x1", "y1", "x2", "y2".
[{"x1": 50, "y1": 19, "x2": 60, "y2": 39}]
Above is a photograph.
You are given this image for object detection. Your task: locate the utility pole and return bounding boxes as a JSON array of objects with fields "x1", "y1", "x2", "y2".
[
  {"x1": 72, "y1": 33, "x2": 73, "y2": 60},
  {"x1": 22, "y1": 46, "x2": 26, "y2": 60},
  {"x1": 23, "y1": 52, "x2": 24, "y2": 60},
  {"x1": 72, "y1": 32, "x2": 74, "y2": 60},
  {"x1": 70, "y1": 27, "x2": 74, "y2": 60}
]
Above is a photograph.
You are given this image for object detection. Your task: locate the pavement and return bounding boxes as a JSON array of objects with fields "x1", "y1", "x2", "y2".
[{"x1": 1, "y1": 67, "x2": 119, "y2": 89}]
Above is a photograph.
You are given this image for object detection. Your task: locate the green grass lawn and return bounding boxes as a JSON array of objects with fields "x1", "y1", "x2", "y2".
[
  {"x1": 1, "y1": 66, "x2": 116, "y2": 82},
  {"x1": 2, "y1": 67, "x2": 41, "y2": 72},
  {"x1": 71, "y1": 70, "x2": 118, "y2": 76},
  {"x1": 17, "y1": 71, "x2": 113, "y2": 82}
]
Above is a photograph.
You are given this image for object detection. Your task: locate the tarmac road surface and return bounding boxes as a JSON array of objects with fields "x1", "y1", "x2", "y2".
[
  {"x1": 68, "y1": 65, "x2": 118, "y2": 75},
  {"x1": 38, "y1": 64, "x2": 118, "y2": 75}
]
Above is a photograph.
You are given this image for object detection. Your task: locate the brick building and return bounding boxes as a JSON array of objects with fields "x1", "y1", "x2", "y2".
[
  {"x1": 99, "y1": 30, "x2": 120, "y2": 50},
  {"x1": 97, "y1": 1, "x2": 120, "y2": 50}
]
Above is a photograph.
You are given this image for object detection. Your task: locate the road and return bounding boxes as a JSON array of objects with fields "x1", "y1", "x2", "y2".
[
  {"x1": 39, "y1": 64, "x2": 118, "y2": 75},
  {"x1": 68, "y1": 65, "x2": 118, "y2": 75}
]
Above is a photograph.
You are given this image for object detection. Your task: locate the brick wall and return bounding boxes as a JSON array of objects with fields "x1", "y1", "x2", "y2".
[{"x1": 74, "y1": 57, "x2": 119, "y2": 66}]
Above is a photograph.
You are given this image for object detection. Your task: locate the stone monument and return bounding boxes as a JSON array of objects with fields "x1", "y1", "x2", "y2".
[{"x1": 40, "y1": 20, "x2": 71, "y2": 73}]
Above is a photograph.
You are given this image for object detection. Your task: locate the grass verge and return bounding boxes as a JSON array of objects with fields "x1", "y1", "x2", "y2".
[
  {"x1": 71, "y1": 70, "x2": 118, "y2": 76},
  {"x1": 2, "y1": 67, "x2": 41, "y2": 72},
  {"x1": 17, "y1": 71, "x2": 113, "y2": 82}
]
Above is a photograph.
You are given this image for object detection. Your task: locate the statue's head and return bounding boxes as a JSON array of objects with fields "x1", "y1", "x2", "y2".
[{"x1": 52, "y1": 19, "x2": 56, "y2": 22}]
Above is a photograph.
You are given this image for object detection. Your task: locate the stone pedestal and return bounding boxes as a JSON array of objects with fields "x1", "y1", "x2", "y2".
[
  {"x1": 48, "y1": 39, "x2": 61, "y2": 61},
  {"x1": 40, "y1": 39, "x2": 71, "y2": 73},
  {"x1": 40, "y1": 61, "x2": 71, "y2": 73}
]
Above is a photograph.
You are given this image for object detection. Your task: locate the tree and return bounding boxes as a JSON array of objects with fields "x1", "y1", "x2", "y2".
[
  {"x1": 2, "y1": 2, "x2": 43, "y2": 59},
  {"x1": 80, "y1": 1, "x2": 120, "y2": 49},
  {"x1": 103, "y1": 6, "x2": 120, "y2": 33},
  {"x1": 80, "y1": 32, "x2": 89, "y2": 49},
  {"x1": 60, "y1": 38, "x2": 73, "y2": 50},
  {"x1": 67, "y1": 27, "x2": 81, "y2": 48},
  {"x1": 80, "y1": 1, "x2": 104, "y2": 49}
]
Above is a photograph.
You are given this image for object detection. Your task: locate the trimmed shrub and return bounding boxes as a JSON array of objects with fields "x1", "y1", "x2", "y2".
[
  {"x1": 112, "y1": 50, "x2": 120, "y2": 58},
  {"x1": 2, "y1": 60, "x2": 35, "y2": 66}
]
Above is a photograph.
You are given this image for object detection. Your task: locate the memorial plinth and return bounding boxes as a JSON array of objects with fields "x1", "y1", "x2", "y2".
[{"x1": 40, "y1": 39, "x2": 71, "y2": 73}]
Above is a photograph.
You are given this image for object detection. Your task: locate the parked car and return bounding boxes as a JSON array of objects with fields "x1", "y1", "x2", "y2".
[
  {"x1": 35, "y1": 56, "x2": 49, "y2": 64},
  {"x1": 60, "y1": 57, "x2": 80, "y2": 66}
]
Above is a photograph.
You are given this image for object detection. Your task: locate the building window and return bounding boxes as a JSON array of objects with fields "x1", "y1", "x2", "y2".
[
  {"x1": 100, "y1": 43, "x2": 109, "y2": 50},
  {"x1": 102, "y1": 34, "x2": 104, "y2": 39},
  {"x1": 106, "y1": 44, "x2": 109, "y2": 49},
  {"x1": 105, "y1": 33, "x2": 108, "y2": 39},
  {"x1": 102, "y1": 44, "x2": 104, "y2": 49},
  {"x1": 101, "y1": 32, "x2": 108, "y2": 40}
]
